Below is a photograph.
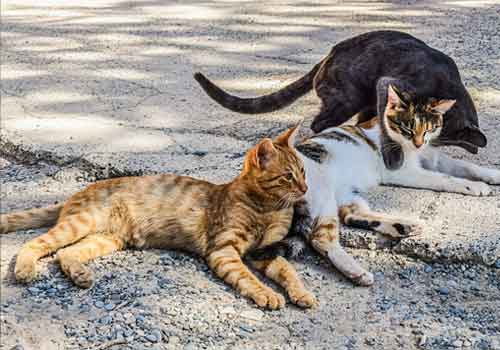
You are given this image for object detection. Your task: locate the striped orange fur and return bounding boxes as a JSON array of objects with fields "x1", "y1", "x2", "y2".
[{"x1": 0, "y1": 125, "x2": 316, "y2": 309}]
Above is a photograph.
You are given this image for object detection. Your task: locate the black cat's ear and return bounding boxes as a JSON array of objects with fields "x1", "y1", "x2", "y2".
[
  {"x1": 459, "y1": 126, "x2": 487, "y2": 148},
  {"x1": 430, "y1": 99, "x2": 456, "y2": 115},
  {"x1": 387, "y1": 85, "x2": 407, "y2": 109},
  {"x1": 381, "y1": 133, "x2": 404, "y2": 170}
]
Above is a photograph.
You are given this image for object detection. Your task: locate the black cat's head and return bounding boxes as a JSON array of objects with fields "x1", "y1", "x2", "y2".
[{"x1": 383, "y1": 85, "x2": 456, "y2": 150}]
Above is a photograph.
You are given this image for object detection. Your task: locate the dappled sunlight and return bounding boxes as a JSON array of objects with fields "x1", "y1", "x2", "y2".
[
  {"x1": 42, "y1": 51, "x2": 120, "y2": 62},
  {"x1": 142, "y1": 4, "x2": 229, "y2": 20},
  {"x1": 1, "y1": 68, "x2": 49, "y2": 80},
  {"x1": 201, "y1": 77, "x2": 300, "y2": 94},
  {"x1": 2, "y1": 0, "x2": 499, "y2": 179},
  {"x1": 7, "y1": 36, "x2": 83, "y2": 52},
  {"x1": 2, "y1": 116, "x2": 177, "y2": 152},
  {"x1": 90, "y1": 68, "x2": 162, "y2": 81},
  {"x1": 25, "y1": 91, "x2": 93, "y2": 104},
  {"x1": 140, "y1": 46, "x2": 184, "y2": 57},
  {"x1": 469, "y1": 87, "x2": 500, "y2": 108},
  {"x1": 444, "y1": 0, "x2": 499, "y2": 7}
]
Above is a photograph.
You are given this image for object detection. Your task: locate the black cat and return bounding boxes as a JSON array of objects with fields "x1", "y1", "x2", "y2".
[{"x1": 194, "y1": 30, "x2": 486, "y2": 170}]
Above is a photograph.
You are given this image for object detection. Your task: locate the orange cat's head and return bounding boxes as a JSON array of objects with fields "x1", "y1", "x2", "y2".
[{"x1": 242, "y1": 123, "x2": 307, "y2": 206}]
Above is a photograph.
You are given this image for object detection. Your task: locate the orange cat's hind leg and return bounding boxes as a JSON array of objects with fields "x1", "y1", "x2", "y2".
[
  {"x1": 15, "y1": 213, "x2": 97, "y2": 283},
  {"x1": 57, "y1": 234, "x2": 125, "y2": 288}
]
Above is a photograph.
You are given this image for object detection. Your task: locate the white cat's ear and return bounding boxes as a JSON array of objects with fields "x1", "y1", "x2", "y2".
[
  {"x1": 430, "y1": 99, "x2": 456, "y2": 114},
  {"x1": 387, "y1": 85, "x2": 407, "y2": 108},
  {"x1": 276, "y1": 120, "x2": 302, "y2": 148}
]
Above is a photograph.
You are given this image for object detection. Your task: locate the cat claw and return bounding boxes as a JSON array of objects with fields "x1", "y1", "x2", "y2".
[
  {"x1": 289, "y1": 289, "x2": 318, "y2": 308},
  {"x1": 70, "y1": 266, "x2": 94, "y2": 289},
  {"x1": 252, "y1": 288, "x2": 286, "y2": 310},
  {"x1": 351, "y1": 271, "x2": 375, "y2": 286},
  {"x1": 460, "y1": 181, "x2": 491, "y2": 196}
]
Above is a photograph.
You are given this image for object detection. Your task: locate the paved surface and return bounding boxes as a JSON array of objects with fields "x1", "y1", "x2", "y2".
[{"x1": 1, "y1": 0, "x2": 499, "y2": 349}]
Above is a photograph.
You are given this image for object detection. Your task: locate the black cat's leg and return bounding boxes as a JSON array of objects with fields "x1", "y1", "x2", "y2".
[
  {"x1": 375, "y1": 77, "x2": 415, "y2": 170},
  {"x1": 311, "y1": 73, "x2": 368, "y2": 132},
  {"x1": 249, "y1": 200, "x2": 310, "y2": 261}
]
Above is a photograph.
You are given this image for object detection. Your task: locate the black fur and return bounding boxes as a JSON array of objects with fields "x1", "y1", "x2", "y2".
[
  {"x1": 295, "y1": 139, "x2": 329, "y2": 163},
  {"x1": 194, "y1": 31, "x2": 486, "y2": 164},
  {"x1": 249, "y1": 200, "x2": 312, "y2": 261}
]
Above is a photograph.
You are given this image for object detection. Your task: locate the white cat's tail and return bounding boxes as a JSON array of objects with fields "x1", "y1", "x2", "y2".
[{"x1": 328, "y1": 242, "x2": 374, "y2": 286}]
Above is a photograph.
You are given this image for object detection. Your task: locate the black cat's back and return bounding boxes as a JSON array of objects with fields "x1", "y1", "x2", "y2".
[{"x1": 195, "y1": 30, "x2": 484, "y2": 154}]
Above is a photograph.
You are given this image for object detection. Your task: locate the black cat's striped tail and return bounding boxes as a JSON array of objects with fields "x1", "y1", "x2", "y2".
[
  {"x1": 0, "y1": 204, "x2": 63, "y2": 234},
  {"x1": 194, "y1": 60, "x2": 324, "y2": 114}
]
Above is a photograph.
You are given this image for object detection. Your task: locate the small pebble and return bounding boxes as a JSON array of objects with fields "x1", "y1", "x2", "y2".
[
  {"x1": 95, "y1": 301, "x2": 105, "y2": 309},
  {"x1": 495, "y1": 259, "x2": 500, "y2": 269},
  {"x1": 104, "y1": 303, "x2": 115, "y2": 311},
  {"x1": 145, "y1": 333, "x2": 159, "y2": 343},
  {"x1": 438, "y1": 287, "x2": 450, "y2": 296}
]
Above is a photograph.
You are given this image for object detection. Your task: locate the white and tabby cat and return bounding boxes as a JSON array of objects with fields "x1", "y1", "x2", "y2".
[{"x1": 272, "y1": 85, "x2": 500, "y2": 285}]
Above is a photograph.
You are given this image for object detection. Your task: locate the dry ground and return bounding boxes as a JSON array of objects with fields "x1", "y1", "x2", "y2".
[{"x1": 1, "y1": 1, "x2": 499, "y2": 349}]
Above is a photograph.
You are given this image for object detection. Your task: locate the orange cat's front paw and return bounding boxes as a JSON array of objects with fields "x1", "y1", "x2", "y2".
[
  {"x1": 252, "y1": 288, "x2": 286, "y2": 310},
  {"x1": 15, "y1": 256, "x2": 38, "y2": 283},
  {"x1": 289, "y1": 289, "x2": 317, "y2": 309}
]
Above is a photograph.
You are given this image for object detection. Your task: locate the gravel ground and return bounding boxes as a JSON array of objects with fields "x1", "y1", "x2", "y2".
[
  {"x1": 1, "y1": 0, "x2": 500, "y2": 349},
  {"x1": 1, "y1": 159, "x2": 499, "y2": 350}
]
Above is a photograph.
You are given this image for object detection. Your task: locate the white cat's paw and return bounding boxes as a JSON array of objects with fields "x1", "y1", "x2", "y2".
[
  {"x1": 457, "y1": 181, "x2": 491, "y2": 196},
  {"x1": 484, "y1": 169, "x2": 500, "y2": 185}
]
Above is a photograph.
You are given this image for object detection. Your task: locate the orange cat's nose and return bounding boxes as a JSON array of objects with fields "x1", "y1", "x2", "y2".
[{"x1": 298, "y1": 182, "x2": 308, "y2": 194}]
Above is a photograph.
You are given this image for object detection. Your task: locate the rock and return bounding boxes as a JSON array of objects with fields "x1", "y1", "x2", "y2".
[
  {"x1": 184, "y1": 343, "x2": 197, "y2": 350},
  {"x1": 452, "y1": 340, "x2": 463, "y2": 348},
  {"x1": 240, "y1": 310, "x2": 264, "y2": 322},
  {"x1": 418, "y1": 335, "x2": 427, "y2": 347},
  {"x1": 27, "y1": 287, "x2": 40, "y2": 294},
  {"x1": 104, "y1": 303, "x2": 115, "y2": 311},
  {"x1": 99, "y1": 315, "x2": 112, "y2": 325},
  {"x1": 438, "y1": 287, "x2": 450, "y2": 296},
  {"x1": 495, "y1": 259, "x2": 500, "y2": 269},
  {"x1": 192, "y1": 151, "x2": 208, "y2": 157},
  {"x1": 424, "y1": 266, "x2": 433, "y2": 273},
  {"x1": 220, "y1": 306, "x2": 235, "y2": 315},
  {"x1": 145, "y1": 332, "x2": 160, "y2": 343},
  {"x1": 95, "y1": 301, "x2": 105, "y2": 309}
]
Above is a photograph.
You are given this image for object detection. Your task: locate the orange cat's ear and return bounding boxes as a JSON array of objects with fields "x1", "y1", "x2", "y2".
[
  {"x1": 430, "y1": 99, "x2": 456, "y2": 114},
  {"x1": 253, "y1": 138, "x2": 277, "y2": 169},
  {"x1": 387, "y1": 85, "x2": 407, "y2": 109},
  {"x1": 275, "y1": 121, "x2": 302, "y2": 148}
]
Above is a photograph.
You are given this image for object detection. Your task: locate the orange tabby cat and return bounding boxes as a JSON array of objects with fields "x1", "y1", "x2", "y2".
[{"x1": 0, "y1": 125, "x2": 316, "y2": 309}]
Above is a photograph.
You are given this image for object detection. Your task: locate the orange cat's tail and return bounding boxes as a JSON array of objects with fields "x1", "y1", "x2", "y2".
[{"x1": 0, "y1": 204, "x2": 63, "y2": 234}]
